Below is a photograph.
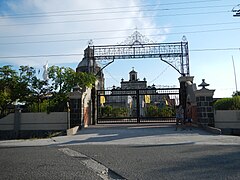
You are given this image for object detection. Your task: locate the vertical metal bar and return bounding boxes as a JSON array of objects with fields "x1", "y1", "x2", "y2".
[
  {"x1": 78, "y1": 99, "x2": 81, "y2": 128},
  {"x1": 96, "y1": 90, "x2": 99, "y2": 124},
  {"x1": 185, "y1": 42, "x2": 190, "y2": 76},
  {"x1": 136, "y1": 89, "x2": 140, "y2": 123},
  {"x1": 180, "y1": 42, "x2": 184, "y2": 75},
  {"x1": 133, "y1": 47, "x2": 135, "y2": 58},
  {"x1": 91, "y1": 87, "x2": 96, "y2": 125},
  {"x1": 92, "y1": 46, "x2": 95, "y2": 74}
]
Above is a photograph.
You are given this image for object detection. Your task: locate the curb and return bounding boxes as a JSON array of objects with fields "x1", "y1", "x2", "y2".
[
  {"x1": 202, "y1": 126, "x2": 222, "y2": 135},
  {"x1": 66, "y1": 126, "x2": 79, "y2": 136},
  {"x1": 192, "y1": 123, "x2": 221, "y2": 135}
]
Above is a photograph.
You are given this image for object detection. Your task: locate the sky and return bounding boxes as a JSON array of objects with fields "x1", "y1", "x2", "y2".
[{"x1": 0, "y1": 0, "x2": 240, "y2": 98}]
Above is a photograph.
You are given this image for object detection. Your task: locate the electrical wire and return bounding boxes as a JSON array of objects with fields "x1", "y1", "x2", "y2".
[
  {"x1": 1, "y1": 26, "x2": 240, "y2": 45},
  {"x1": 1, "y1": 21, "x2": 240, "y2": 39},
  {"x1": 104, "y1": 69, "x2": 119, "y2": 84},
  {"x1": 190, "y1": 48, "x2": 240, "y2": 52},
  {"x1": 0, "y1": 0, "x2": 221, "y2": 18},
  {"x1": 0, "y1": 53, "x2": 84, "y2": 59},
  {"x1": 149, "y1": 66, "x2": 170, "y2": 84},
  {"x1": 0, "y1": 4, "x2": 231, "y2": 19},
  {"x1": 0, "y1": 10, "x2": 230, "y2": 27}
]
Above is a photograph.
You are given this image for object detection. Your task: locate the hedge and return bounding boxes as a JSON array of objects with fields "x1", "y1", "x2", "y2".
[{"x1": 214, "y1": 96, "x2": 240, "y2": 110}]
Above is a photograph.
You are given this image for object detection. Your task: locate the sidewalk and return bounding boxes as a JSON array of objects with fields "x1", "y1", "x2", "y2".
[{"x1": 0, "y1": 124, "x2": 240, "y2": 147}]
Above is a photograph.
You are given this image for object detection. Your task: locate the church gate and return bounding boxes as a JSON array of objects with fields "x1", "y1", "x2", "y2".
[
  {"x1": 80, "y1": 31, "x2": 189, "y2": 125},
  {"x1": 97, "y1": 88, "x2": 179, "y2": 124}
]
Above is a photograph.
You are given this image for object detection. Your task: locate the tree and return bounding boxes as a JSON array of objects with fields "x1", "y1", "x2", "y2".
[
  {"x1": 47, "y1": 65, "x2": 96, "y2": 112},
  {"x1": 0, "y1": 65, "x2": 19, "y2": 116},
  {"x1": 48, "y1": 65, "x2": 96, "y2": 93},
  {"x1": 26, "y1": 77, "x2": 49, "y2": 112},
  {"x1": 0, "y1": 65, "x2": 45, "y2": 114},
  {"x1": 0, "y1": 65, "x2": 96, "y2": 115},
  {"x1": 0, "y1": 88, "x2": 11, "y2": 117}
]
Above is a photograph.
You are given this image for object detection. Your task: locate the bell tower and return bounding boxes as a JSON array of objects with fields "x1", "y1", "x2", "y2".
[{"x1": 129, "y1": 67, "x2": 137, "y2": 81}]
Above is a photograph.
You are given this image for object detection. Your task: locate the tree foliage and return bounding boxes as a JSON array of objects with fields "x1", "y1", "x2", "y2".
[
  {"x1": 0, "y1": 65, "x2": 96, "y2": 117},
  {"x1": 48, "y1": 66, "x2": 96, "y2": 93}
]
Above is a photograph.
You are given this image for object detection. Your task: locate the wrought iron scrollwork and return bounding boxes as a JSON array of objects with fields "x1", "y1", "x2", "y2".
[{"x1": 86, "y1": 31, "x2": 190, "y2": 76}]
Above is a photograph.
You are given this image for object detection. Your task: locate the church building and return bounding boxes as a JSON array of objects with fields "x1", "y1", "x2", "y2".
[{"x1": 120, "y1": 68, "x2": 147, "y2": 90}]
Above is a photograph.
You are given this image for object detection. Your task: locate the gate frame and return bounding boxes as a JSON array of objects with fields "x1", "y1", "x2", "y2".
[
  {"x1": 83, "y1": 31, "x2": 190, "y2": 125},
  {"x1": 96, "y1": 88, "x2": 180, "y2": 124}
]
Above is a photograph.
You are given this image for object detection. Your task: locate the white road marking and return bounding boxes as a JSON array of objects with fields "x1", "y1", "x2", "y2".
[{"x1": 58, "y1": 148, "x2": 125, "y2": 180}]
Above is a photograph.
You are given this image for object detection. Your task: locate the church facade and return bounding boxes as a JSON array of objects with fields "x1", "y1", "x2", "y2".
[
  {"x1": 99, "y1": 68, "x2": 175, "y2": 119},
  {"x1": 120, "y1": 68, "x2": 147, "y2": 89}
]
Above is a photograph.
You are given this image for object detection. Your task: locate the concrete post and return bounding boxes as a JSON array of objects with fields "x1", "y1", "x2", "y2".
[{"x1": 14, "y1": 106, "x2": 21, "y2": 138}]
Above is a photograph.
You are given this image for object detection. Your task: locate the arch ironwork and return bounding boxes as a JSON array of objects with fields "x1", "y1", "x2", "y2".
[
  {"x1": 85, "y1": 31, "x2": 190, "y2": 76},
  {"x1": 83, "y1": 31, "x2": 190, "y2": 124}
]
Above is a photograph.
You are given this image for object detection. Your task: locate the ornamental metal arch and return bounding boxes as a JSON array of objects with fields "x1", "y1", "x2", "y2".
[{"x1": 85, "y1": 31, "x2": 190, "y2": 76}]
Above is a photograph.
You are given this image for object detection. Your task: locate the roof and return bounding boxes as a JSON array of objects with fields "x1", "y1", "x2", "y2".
[{"x1": 129, "y1": 67, "x2": 137, "y2": 74}]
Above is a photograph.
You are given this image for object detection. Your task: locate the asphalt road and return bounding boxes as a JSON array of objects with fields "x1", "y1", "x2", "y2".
[
  {"x1": 0, "y1": 146, "x2": 102, "y2": 180},
  {"x1": 1, "y1": 144, "x2": 239, "y2": 180},
  {"x1": 1, "y1": 124, "x2": 240, "y2": 180},
  {"x1": 70, "y1": 144, "x2": 240, "y2": 180}
]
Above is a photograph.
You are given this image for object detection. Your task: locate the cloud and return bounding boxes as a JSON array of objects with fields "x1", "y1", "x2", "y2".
[{"x1": 0, "y1": 0, "x2": 168, "y2": 68}]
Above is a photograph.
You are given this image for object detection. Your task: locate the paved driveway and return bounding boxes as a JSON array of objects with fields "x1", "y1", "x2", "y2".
[
  {"x1": 1, "y1": 124, "x2": 239, "y2": 147},
  {"x1": 1, "y1": 124, "x2": 240, "y2": 180}
]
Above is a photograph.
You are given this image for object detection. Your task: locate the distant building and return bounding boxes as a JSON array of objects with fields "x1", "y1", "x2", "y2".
[
  {"x1": 105, "y1": 68, "x2": 174, "y2": 117},
  {"x1": 120, "y1": 68, "x2": 147, "y2": 89}
]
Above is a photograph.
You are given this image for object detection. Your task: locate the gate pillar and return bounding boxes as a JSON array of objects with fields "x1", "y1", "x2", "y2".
[
  {"x1": 68, "y1": 86, "x2": 83, "y2": 129},
  {"x1": 195, "y1": 79, "x2": 215, "y2": 127},
  {"x1": 178, "y1": 76, "x2": 195, "y2": 119},
  {"x1": 91, "y1": 86, "x2": 96, "y2": 125}
]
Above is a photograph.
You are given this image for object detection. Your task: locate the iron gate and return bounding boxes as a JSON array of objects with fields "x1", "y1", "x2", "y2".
[{"x1": 97, "y1": 88, "x2": 180, "y2": 124}]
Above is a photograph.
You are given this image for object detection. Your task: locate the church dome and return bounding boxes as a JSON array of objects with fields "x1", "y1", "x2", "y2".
[{"x1": 77, "y1": 57, "x2": 92, "y2": 68}]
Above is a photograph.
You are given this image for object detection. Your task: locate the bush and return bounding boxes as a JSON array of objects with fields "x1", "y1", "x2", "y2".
[
  {"x1": 145, "y1": 105, "x2": 174, "y2": 117},
  {"x1": 100, "y1": 106, "x2": 128, "y2": 117},
  {"x1": 146, "y1": 105, "x2": 160, "y2": 117},
  {"x1": 159, "y1": 106, "x2": 174, "y2": 117},
  {"x1": 214, "y1": 96, "x2": 240, "y2": 110},
  {"x1": 100, "y1": 105, "x2": 113, "y2": 117},
  {"x1": 112, "y1": 107, "x2": 128, "y2": 117}
]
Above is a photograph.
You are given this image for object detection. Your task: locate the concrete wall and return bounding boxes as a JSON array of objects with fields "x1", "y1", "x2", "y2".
[
  {"x1": 0, "y1": 113, "x2": 14, "y2": 130},
  {"x1": 0, "y1": 112, "x2": 68, "y2": 131},
  {"x1": 214, "y1": 110, "x2": 240, "y2": 129}
]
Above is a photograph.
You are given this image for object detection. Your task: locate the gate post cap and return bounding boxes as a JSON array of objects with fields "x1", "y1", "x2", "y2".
[{"x1": 198, "y1": 79, "x2": 209, "y2": 89}]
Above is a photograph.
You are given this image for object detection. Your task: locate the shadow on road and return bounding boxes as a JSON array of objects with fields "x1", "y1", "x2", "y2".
[{"x1": 57, "y1": 124, "x2": 212, "y2": 146}]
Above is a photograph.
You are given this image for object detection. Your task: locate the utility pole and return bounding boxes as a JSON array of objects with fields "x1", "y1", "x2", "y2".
[
  {"x1": 232, "y1": 4, "x2": 240, "y2": 17},
  {"x1": 232, "y1": 56, "x2": 238, "y2": 93}
]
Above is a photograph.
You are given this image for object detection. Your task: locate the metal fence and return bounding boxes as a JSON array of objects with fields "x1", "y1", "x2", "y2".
[{"x1": 97, "y1": 88, "x2": 180, "y2": 124}]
